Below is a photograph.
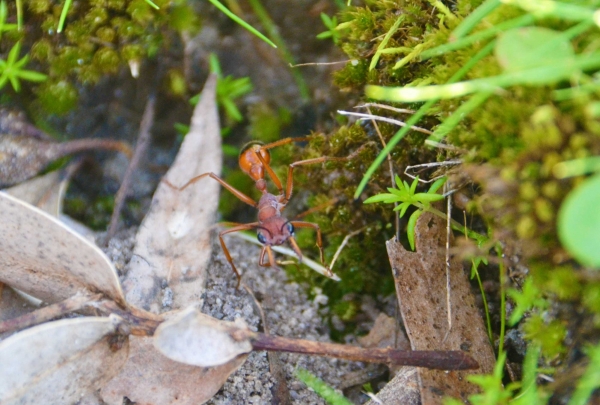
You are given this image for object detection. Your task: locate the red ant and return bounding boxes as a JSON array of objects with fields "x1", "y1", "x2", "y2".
[{"x1": 165, "y1": 137, "x2": 359, "y2": 287}]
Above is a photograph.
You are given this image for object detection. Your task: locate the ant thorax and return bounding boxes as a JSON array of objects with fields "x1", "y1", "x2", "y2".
[{"x1": 257, "y1": 193, "x2": 284, "y2": 223}]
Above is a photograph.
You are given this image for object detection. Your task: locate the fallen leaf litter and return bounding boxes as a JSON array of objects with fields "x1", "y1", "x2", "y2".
[{"x1": 102, "y1": 227, "x2": 369, "y2": 405}]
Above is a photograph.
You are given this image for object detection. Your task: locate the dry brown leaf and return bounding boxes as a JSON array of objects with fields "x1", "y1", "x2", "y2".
[
  {"x1": 0, "y1": 315, "x2": 128, "y2": 405},
  {"x1": 122, "y1": 74, "x2": 221, "y2": 311},
  {"x1": 101, "y1": 75, "x2": 236, "y2": 405},
  {"x1": 386, "y1": 212, "x2": 496, "y2": 405},
  {"x1": 100, "y1": 336, "x2": 247, "y2": 405},
  {"x1": 154, "y1": 306, "x2": 252, "y2": 367},
  {"x1": 0, "y1": 192, "x2": 125, "y2": 305}
]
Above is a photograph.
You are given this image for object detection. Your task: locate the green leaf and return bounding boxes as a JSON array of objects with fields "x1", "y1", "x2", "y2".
[
  {"x1": 558, "y1": 173, "x2": 600, "y2": 268},
  {"x1": 428, "y1": 177, "x2": 447, "y2": 194},
  {"x1": 364, "y1": 193, "x2": 395, "y2": 204},
  {"x1": 495, "y1": 27, "x2": 575, "y2": 73},
  {"x1": 413, "y1": 192, "x2": 444, "y2": 202},
  {"x1": 15, "y1": 70, "x2": 47, "y2": 82},
  {"x1": 407, "y1": 209, "x2": 423, "y2": 250}
]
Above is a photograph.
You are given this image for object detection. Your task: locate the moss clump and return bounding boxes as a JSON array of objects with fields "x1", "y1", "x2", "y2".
[
  {"x1": 301, "y1": 0, "x2": 600, "y2": 389},
  {"x1": 1, "y1": 0, "x2": 201, "y2": 113}
]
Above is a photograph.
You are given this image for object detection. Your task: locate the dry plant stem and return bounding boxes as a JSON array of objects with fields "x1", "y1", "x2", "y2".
[
  {"x1": 0, "y1": 293, "x2": 101, "y2": 334},
  {"x1": 105, "y1": 96, "x2": 156, "y2": 242},
  {"x1": 96, "y1": 300, "x2": 163, "y2": 337},
  {"x1": 251, "y1": 334, "x2": 479, "y2": 370},
  {"x1": 55, "y1": 139, "x2": 133, "y2": 159},
  {"x1": 337, "y1": 110, "x2": 432, "y2": 135},
  {"x1": 443, "y1": 183, "x2": 453, "y2": 341},
  {"x1": 367, "y1": 105, "x2": 400, "y2": 240}
]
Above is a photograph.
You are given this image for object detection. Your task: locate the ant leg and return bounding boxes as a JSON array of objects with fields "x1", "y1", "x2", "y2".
[
  {"x1": 164, "y1": 172, "x2": 257, "y2": 208},
  {"x1": 290, "y1": 221, "x2": 325, "y2": 266},
  {"x1": 219, "y1": 222, "x2": 260, "y2": 288},
  {"x1": 284, "y1": 143, "x2": 373, "y2": 201},
  {"x1": 258, "y1": 245, "x2": 276, "y2": 267}
]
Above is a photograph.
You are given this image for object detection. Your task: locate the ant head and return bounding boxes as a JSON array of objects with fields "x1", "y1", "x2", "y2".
[
  {"x1": 256, "y1": 220, "x2": 294, "y2": 246},
  {"x1": 239, "y1": 141, "x2": 271, "y2": 182}
]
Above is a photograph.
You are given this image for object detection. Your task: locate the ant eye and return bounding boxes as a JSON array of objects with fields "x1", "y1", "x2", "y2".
[
  {"x1": 286, "y1": 223, "x2": 294, "y2": 234},
  {"x1": 257, "y1": 233, "x2": 267, "y2": 244}
]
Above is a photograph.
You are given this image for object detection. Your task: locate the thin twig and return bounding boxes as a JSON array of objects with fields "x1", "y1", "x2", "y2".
[
  {"x1": 337, "y1": 110, "x2": 433, "y2": 135},
  {"x1": 0, "y1": 293, "x2": 101, "y2": 334},
  {"x1": 251, "y1": 334, "x2": 479, "y2": 370},
  {"x1": 105, "y1": 96, "x2": 156, "y2": 243},
  {"x1": 329, "y1": 227, "x2": 365, "y2": 271},
  {"x1": 404, "y1": 160, "x2": 462, "y2": 183},
  {"x1": 290, "y1": 60, "x2": 353, "y2": 67}
]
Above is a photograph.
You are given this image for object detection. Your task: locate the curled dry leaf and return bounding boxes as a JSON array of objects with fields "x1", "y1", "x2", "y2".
[
  {"x1": 0, "y1": 192, "x2": 125, "y2": 305},
  {"x1": 154, "y1": 306, "x2": 252, "y2": 367},
  {"x1": 102, "y1": 76, "x2": 234, "y2": 405},
  {"x1": 385, "y1": 212, "x2": 496, "y2": 405},
  {"x1": 0, "y1": 315, "x2": 128, "y2": 405},
  {"x1": 100, "y1": 336, "x2": 247, "y2": 405},
  {"x1": 122, "y1": 73, "x2": 221, "y2": 311}
]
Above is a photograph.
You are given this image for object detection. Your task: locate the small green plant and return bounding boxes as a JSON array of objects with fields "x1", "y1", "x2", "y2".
[
  {"x1": 363, "y1": 175, "x2": 445, "y2": 250},
  {"x1": 364, "y1": 175, "x2": 486, "y2": 250},
  {"x1": 0, "y1": 42, "x2": 47, "y2": 91},
  {"x1": 507, "y1": 277, "x2": 548, "y2": 326},
  {"x1": 316, "y1": 13, "x2": 343, "y2": 44},
  {"x1": 0, "y1": 1, "x2": 17, "y2": 37},
  {"x1": 295, "y1": 368, "x2": 353, "y2": 405}
]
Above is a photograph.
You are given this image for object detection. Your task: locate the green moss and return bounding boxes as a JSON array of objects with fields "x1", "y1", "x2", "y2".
[
  {"x1": 36, "y1": 80, "x2": 78, "y2": 115},
  {"x1": 523, "y1": 314, "x2": 566, "y2": 359}
]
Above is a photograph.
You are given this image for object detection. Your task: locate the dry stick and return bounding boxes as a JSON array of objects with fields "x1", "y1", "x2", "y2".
[
  {"x1": 105, "y1": 96, "x2": 156, "y2": 243},
  {"x1": 328, "y1": 227, "x2": 365, "y2": 271},
  {"x1": 0, "y1": 293, "x2": 101, "y2": 334},
  {"x1": 442, "y1": 181, "x2": 453, "y2": 343},
  {"x1": 337, "y1": 110, "x2": 433, "y2": 135},
  {"x1": 251, "y1": 334, "x2": 478, "y2": 370}
]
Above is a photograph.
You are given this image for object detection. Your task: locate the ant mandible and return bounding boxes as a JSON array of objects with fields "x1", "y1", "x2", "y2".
[{"x1": 165, "y1": 137, "x2": 357, "y2": 288}]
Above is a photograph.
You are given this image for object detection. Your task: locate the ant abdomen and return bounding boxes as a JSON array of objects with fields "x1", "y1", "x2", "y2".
[{"x1": 239, "y1": 141, "x2": 271, "y2": 182}]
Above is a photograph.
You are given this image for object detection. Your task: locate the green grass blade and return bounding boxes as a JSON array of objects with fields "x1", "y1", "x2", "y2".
[
  {"x1": 505, "y1": 0, "x2": 599, "y2": 25},
  {"x1": 207, "y1": 0, "x2": 277, "y2": 48},
  {"x1": 369, "y1": 15, "x2": 404, "y2": 70},
  {"x1": 143, "y1": 0, "x2": 159, "y2": 10},
  {"x1": 354, "y1": 40, "x2": 496, "y2": 198},
  {"x1": 366, "y1": 51, "x2": 600, "y2": 102},
  {"x1": 420, "y1": 14, "x2": 535, "y2": 60},
  {"x1": 428, "y1": 91, "x2": 493, "y2": 142},
  {"x1": 16, "y1": 0, "x2": 22, "y2": 30},
  {"x1": 451, "y1": 0, "x2": 501, "y2": 39},
  {"x1": 57, "y1": 0, "x2": 73, "y2": 33}
]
